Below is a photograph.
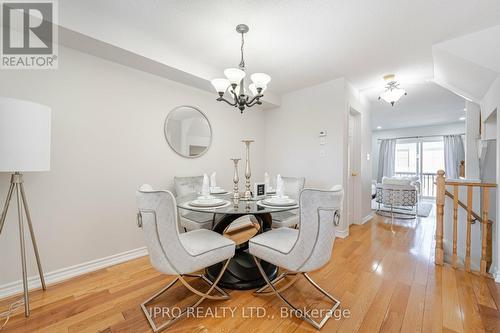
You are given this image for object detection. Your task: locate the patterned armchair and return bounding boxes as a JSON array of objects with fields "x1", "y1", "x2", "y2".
[{"x1": 375, "y1": 177, "x2": 419, "y2": 218}]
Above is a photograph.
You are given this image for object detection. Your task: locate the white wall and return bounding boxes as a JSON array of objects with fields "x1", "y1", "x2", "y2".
[
  {"x1": 482, "y1": 76, "x2": 500, "y2": 120},
  {"x1": 465, "y1": 101, "x2": 481, "y2": 179},
  {"x1": 0, "y1": 46, "x2": 267, "y2": 287},
  {"x1": 264, "y1": 79, "x2": 346, "y2": 188},
  {"x1": 372, "y1": 122, "x2": 465, "y2": 179},
  {"x1": 346, "y1": 82, "x2": 373, "y2": 223},
  {"x1": 481, "y1": 75, "x2": 500, "y2": 281},
  {"x1": 264, "y1": 78, "x2": 372, "y2": 236}
]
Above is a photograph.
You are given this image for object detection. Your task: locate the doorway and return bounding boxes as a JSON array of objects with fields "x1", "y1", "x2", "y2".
[{"x1": 347, "y1": 108, "x2": 362, "y2": 225}]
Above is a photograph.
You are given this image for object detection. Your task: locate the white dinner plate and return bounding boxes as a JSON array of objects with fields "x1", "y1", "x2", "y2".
[
  {"x1": 262, "y1": 197, "x2": 296, "y2": 207},
  {"x1": 210, "y1": 188, "x2": 228, "y2": 194},
  {"x1": 189, "y1": 198, "x2": 226, "y2": 207},
  {"x1": 257, "y1": 201, "x2": 298, "y2": 209}
]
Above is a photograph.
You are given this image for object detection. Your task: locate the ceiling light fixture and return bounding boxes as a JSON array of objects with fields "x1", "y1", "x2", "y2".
[
  {"x1": 459, "y1": 117, "x2": 466, "y2": 121},
  {"x1": 376, "y1": 126, "x2": 382, "y2": 129},
  {"x1": 378, "y1": 74, "x2": 407, "y2": 106},
  {"x1": 210, "y1": 24, "x2": 271, "y2": 114}
]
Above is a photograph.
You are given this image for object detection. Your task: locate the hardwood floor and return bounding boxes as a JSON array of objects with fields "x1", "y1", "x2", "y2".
[{"x1": 2, "y1": 210, "x2": 500, "y2": 332}]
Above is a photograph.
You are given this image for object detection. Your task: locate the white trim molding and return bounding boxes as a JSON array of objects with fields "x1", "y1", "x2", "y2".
[
  {"x1": 0, "y1": 247, "x2": 148, "y2": 299},
  {"x1": 335, "y1": 229, "x2": 349, "y2": 238},
  {"x1": 359, "y1": 213, "x2": 373, "y2": 225},
  {"x1": 490, "y1": 266, "x2": 500, "y2": 283}
]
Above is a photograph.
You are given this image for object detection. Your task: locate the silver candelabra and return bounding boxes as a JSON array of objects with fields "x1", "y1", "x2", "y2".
[
  {"x1": 242, "y1": 140, "x2": 254, "y2": 200},
  {"x1": 231, "y1": 158, "x2": 241, "y2": 202}
]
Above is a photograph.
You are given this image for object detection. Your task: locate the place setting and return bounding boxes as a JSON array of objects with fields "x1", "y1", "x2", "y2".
[
  {"x1": 257, "y1": 175, "x2": 298, "y2": 209},
  {"x1": 264, "y1": 172, "x2": 276, "y2": 195},
  {"x1": 187, "y1": 174, "x2": 231, "y2": 210},
  {"x1": 209, "y1": 172, "x2": 230, "y2": 195}
]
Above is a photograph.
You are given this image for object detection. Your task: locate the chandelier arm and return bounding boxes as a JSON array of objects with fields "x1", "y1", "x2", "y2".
[
  {"x1": 246, "y1": 95, "x2": 262, "y2": 106},
  {"x1": 247, "y1": 100, "x2": 262, "y2": 107},
  {"x1": 247, "y1": 96, "x2": 263, "y2": 107},
  {"x1": 230, "y1": 89, "x2": 241, "y2": 102},
  {"x1": 217, "y1": 96, "x2": 238, "y2": 107}
]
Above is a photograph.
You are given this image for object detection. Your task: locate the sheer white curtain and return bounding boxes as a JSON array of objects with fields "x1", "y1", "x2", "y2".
[
  {"x1": 377, "y1": 139, "x2": 396, "y2": 182},
  {"x1": 443, "y1": 135, "x2": 465, "y2": 179}
]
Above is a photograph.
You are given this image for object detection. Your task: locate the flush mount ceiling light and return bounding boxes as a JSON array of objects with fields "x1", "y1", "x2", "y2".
[
  {"x1": 378, "y1": 74, "x2": 407, "y2": 106},
  {"x1": 210, "y1": 24, "x2": 271, "y2": 114}
]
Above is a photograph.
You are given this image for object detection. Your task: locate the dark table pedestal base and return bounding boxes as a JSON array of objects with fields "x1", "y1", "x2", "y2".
[
  {"x1": 206, "y1": 212, "x2": 278, "y2": 290},
  {"x1": 206, "y1": 251, "x2": 278, "y2": 290}
]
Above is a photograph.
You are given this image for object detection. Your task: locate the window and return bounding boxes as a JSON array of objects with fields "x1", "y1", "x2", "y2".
[
  {"x1": 395, "y1": 142, "x2": 418, "y2": 174},
  {"x1": 422, "y1": 140, "x2": 445, "y2": 174},
  {"x1": 394, "y1": 137, "x2": 445, "y2": 197}
]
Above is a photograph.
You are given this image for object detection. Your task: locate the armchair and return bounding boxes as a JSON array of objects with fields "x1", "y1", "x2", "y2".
[{"x1": 136, "y1": 186, "x2": 235, "y2": 332}]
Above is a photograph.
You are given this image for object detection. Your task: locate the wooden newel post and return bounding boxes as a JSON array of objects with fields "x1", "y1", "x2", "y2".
[
  {"x1": 480, "y1": 188, "x2": 490, "y2": 275},
  {"x1": 435, "y1": 169, "x2": 445, "y2": 265}
]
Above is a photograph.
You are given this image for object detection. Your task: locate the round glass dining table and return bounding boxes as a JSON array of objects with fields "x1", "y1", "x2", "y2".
[{"x1": 176, "y1": 193, "x2": 298, "y2": 290}]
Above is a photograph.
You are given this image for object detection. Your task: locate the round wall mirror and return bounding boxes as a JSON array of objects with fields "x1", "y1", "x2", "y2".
[{"x1": 164, "y1": 106, "x2": 212, "y2": 158}]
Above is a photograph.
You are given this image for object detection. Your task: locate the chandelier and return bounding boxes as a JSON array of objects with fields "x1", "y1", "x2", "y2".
[
  {"x1": 210, "y1": 24, "x2": 271, "y2": 113},
  {"x1": 378, "y1": 74, "x2": 407, "y2": 106}
]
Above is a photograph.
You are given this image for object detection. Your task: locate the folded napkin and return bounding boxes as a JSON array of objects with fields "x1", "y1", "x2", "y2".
[
  {"x1": 210, "y1": 172, "x2": 217, "y2": 187},
  {"x1": 276, "y1": 174, "x2": 284, "y2": 197},
  {"x1": 264, "y1": 172, "x2": 270, "y2": 189},
  {"x1": 201, "y1": 173, "x2": 210, "y2": 196}
]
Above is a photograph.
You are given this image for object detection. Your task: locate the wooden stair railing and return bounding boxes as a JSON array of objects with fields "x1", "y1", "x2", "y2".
[{"x1": 435, "y1": 169, "x2": 496, "y2": 276}]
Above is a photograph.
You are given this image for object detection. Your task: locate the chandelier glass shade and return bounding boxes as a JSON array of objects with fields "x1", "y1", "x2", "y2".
[
  {"x1": 210, "y1": 24, "x2": 271, "y2": 113},
  {"x1": 378, "y1": 75, "x2": 407, "y2": 106}
]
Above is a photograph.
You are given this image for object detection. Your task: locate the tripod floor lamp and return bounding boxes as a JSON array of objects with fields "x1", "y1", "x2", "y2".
[{"x1": 0, "y1": 97, "x2": 51, "y2": 317}]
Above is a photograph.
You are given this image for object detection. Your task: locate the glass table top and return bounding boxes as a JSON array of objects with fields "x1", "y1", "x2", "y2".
[{"x1": 176, "y1": 193, "x2": 299, "y2": 215}]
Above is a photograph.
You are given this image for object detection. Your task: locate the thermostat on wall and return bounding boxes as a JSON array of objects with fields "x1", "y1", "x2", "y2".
[{"x1": 319, "y1": 131, "x2": 327, "y2": 137}]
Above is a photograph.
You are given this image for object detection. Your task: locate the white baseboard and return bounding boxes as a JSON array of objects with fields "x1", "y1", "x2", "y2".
[
  {"x1": 360, "y1": 213, "x2": 373, "y2": 225},
  {"x1": 336, "y1": 229, "x2": 349, "y2": 238},
  {"x1": 489, "y1": 266, "x2": 500, "y2": 283},
  {"x1": 0, "y1": 246, "x2": 148, "y2": 300}
]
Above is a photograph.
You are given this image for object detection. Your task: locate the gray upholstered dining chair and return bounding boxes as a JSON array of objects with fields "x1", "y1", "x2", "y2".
[
  {"x1": 136, "y1": 185, "x2": 236, "y2": 332},
  {"x1": 271, "y1": 176, "x2": 305, "y2": 228},
  {"x1": 174, "y1": 176, "x2": 214, "y2": 231},
  {"x1": 249, "y1": 187, "x2": 343, "y2": 330}
]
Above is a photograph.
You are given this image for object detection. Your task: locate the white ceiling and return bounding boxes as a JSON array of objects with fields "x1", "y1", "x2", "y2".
[
  {"x1": 370, "y1": 82, "x2": 466, "y2": 130},
  {"x1": 60, "y1": 1, "x2": 500, "y2": 130},
  {"x1": 435, "y1": 25, "x2": 500, "y2": 73},
  {"x1": 63, "y1": 0, "x2": 500, "y2": 95},
  {"x1": 432, "y1": 25, "x2": 500, "y2": 102}
]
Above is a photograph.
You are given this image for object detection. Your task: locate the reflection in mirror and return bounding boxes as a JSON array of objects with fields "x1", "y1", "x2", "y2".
[{"x1": 164, "y1": 106, "x2": 212, "y2": 158}]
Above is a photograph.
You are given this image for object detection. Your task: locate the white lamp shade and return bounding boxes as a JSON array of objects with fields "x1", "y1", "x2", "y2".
[
  {"x1": 249, "y1": 83, "x2": 266, "y2": 96},
  {"x1": 0, "y1": 97, "x2": 51, "y2": 172},
  {"x1": 380, "y1": 88, "x2": 406, "y2": 105},
  {"x1": 224, "y1": 68, "x2": 246, "y2": 84},
  {"x1": 250, "y1": 73, "x2": 271, "y2": 89},
  {"x1": 211, "y1": 78, "x2": 230, "y2": 93},
  {"x1": 249, "y1": 83, "x2": 258, "y2": 96}
]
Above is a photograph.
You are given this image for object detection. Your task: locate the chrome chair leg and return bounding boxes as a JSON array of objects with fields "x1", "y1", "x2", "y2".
[
  {"x1": 252, "y1": 257, "x2": 340, "y2": 330},
  {"x1": 253, "y1": 271, "x2": 300, "y2": 295},
  {"x1": 141, "y1": 260, "x2": 231, "y2": 332}
]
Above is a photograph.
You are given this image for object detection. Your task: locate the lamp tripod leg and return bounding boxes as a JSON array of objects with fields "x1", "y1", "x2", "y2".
[
  {"x1": 20, "y1": 182, "x2": 46, "y2": 290},
  {"x1": 16, "y1": 183, "x2": 30, "y2": 317},
  {"x1": 0, "y1": 181, "x2": 15, "y2": 235}
]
